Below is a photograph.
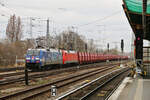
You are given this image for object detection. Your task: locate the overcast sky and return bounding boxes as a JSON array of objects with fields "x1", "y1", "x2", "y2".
[{"x1": 0, "y1": 0, "x2": 134, "y2": 52}]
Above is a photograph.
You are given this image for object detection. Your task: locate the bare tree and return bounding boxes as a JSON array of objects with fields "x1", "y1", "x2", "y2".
[
  {"x1": 16, "y1": 16, "x2": 22, "y2": 41},
  {"x1": 56, "y1": 30, "x2": 87, "y2": 51},
  {"x1": 6, "y1": 14, "x2": 22, "y2": 43},
  {"x1": 6, "y1": 14, "x2": 16, "y2": 42}
]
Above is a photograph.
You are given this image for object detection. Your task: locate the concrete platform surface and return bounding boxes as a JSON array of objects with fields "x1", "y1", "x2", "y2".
[{"x1": 109, "y1": 76, "x2": 150, "y2": 100}]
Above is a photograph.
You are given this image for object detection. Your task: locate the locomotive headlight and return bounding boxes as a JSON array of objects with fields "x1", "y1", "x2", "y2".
[
  {"x1": 35, "y1": 57, "x2": 40, "y2": 60},
  {"x1": 26, "y1": 57, "x2": 30, "y2": 60},
  {"x1": 40, "y1": 58, "x2": 44, "y2": 62}
]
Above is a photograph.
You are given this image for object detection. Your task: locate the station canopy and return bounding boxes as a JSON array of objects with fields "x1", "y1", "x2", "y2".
[
  {"x1": 124, "y1": 0, "x2": 150, "y2": 14},
  {"x1": 123, "y1": 0, "x2": 150, "y2": 41}
]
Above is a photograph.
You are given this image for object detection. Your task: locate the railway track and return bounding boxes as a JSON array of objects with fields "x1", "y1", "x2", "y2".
[
  {"x1": 0, "y1": 61, "x2": 129, "y2": 77},
  {"x1": 0, "y1": 67, "x2": 24, "y2": 72},
  {"x1": 56, "y1": 67, "x2": 130, "y2": 100},
  {"x1": 0, "y1": 61, "x2": 127, "y2": 86},
  {"x1": 0, "y1": 64, "x2": 120, "y2": 100},
  {"x1": 0, "y1": 71, "x2": 25, "y2": 78},
  {"x1": 0, "y1": 62, "x2": 103, "y2": 78}
]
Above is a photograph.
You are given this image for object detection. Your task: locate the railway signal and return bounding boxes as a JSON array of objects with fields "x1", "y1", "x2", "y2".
[
  {"x1": 25, "y1": 66, "x2": 29, "y2": 85},
  {"x1": 121, "y1": 39, "x2": 124, "y2": 53},
  {"x1": 135, "y1": 35, "x2": 143, "y2": 67},
  {"x1": 85, "y1": 43, "x2": 88, "y2": 52},
  {"x1": 51, "y1": 85, "x2": 57, "y2": 96},
  {"x1": 107, "y1": 43, "x2": 109, "y2": 52}
]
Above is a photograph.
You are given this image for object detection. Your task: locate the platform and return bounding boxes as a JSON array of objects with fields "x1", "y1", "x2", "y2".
[{"x1": 109, "y1": 76, "x2": 150, "y2": 100}]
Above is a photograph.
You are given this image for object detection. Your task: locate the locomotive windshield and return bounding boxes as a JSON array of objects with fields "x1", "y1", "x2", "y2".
[{"x1": 27, "y1": 50, "x2": 40, "y2": 56}]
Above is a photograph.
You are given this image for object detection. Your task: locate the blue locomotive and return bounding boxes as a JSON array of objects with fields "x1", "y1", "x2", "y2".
[{"x1": 25, "y1": 48, "x2": 62, "y2": 70}]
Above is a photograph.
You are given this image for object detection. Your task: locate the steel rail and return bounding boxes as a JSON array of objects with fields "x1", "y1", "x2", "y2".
[
  {"x1": 0, "y1": 65, "x2": 116, "y2": 99},
  {"x1": 0, "y1": 61, "x2": 124, "y2": 86},
  {"x1": 80, "y1": 68, "x2": 130, "y2": 100},
  {"x1": 56, "y1": 67, "x2": 130, "y2": 100},
  {"x1": 0, "y1": 67, "x2": 24, "y2": 72},
  {"x1": 21, "y1": 66, "x2": 116, "y2": 100}
]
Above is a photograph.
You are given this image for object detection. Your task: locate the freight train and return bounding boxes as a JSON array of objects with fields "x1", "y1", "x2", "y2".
[{"x1": 25, "y1": 48, "x2": 128, "y2": 70}]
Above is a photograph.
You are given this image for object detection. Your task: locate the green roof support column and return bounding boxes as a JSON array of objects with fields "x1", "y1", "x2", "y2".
[{"x1": 143, "y1": 0, "x2": 147, "y2": 38}]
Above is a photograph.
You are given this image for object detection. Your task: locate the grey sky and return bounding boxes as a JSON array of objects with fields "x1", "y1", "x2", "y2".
[{"x1": 0, "y1": 0, "x2": 133, "y2": 52}]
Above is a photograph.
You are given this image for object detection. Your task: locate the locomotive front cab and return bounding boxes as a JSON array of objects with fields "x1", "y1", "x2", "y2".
[{"x1": 25, "y1": 49, "x2": 43, "y2": 69}]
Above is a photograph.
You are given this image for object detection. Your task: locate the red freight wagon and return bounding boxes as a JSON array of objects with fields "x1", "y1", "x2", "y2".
[
  {"x1": 81, "y1": 52, "x2": 84, "y2": 64},
  {"x1": 101, "y1": 54, "x2": 105, "y2": 61},
  {"x1": 95, "y1": 54, "x2": 97, "y2": 62},
  {"x1": 62, "y1": 50, "x2": 78, "y2": 64},
  {"x1": 77, "y1": 52, "x2": 83, "y2": 64},
  {"x1": 78, "y1": 52, "x2": 81, "y2": 64},
  {"x1": 82, "y1": 53, "x2": 84, "y2": 63},
  {"x1": 91, "y1": 54, "x2": 94, "y2": 62},
  {"x1": 97, "y1": 54, "x2": 100, "y2": 61},
  {"x1": 107, "y1": 55, "x2": 110, "y2": 60},
  {"x1": 104, "y1": 54, "x2": 107, "y2": 61},
  {"x1": 93, "y1": 54, "x2": 95, "y2": 62},
  {"x1": 87, "y1": 53, "x2": 89, "y2": 63},
  {"x1": 96, "y1": 54, "x2": 98, "y2": 62},
  {"x1": 84, "y1": 52, "x2": 87, "y2": 63},
  {"x1": 80, "y1": 52, "x2": 86, "y2": 64},
  {"x1": 86, "y1": 52, "x2": 88, "y2": 63},
  {"x1": 110, "y1": 55, "x2": 113, "y2": 60},
  {"x1": 98, "y1": 54, "x2": 102, "y2": 61},
  {"x1": 94, "y1": 54, "x2": 96, "y2": 62},
  {"x1": 88, "y1": 53, "x2": 91, "y2": 63},
  {"x1": 85, "y1": 52, "x2": 88, "y2": 63}
]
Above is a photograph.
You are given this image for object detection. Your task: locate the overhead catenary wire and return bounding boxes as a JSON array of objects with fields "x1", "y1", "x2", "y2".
[
  {"x1": 0, "y1": 5, "x2": 11, "y2": 18},
  {"x1": 78, "y1": 10, "x2": 121, "y2": 27},
  {"x1": 0, "y1": 1, "x2": 17, "y2": 15},
  {"x1": 0, "y1": 1, "x2": 15, "y2": 18},
  {"x1": 0, "y1": 1, "x2": 123, "y2": 44}
]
